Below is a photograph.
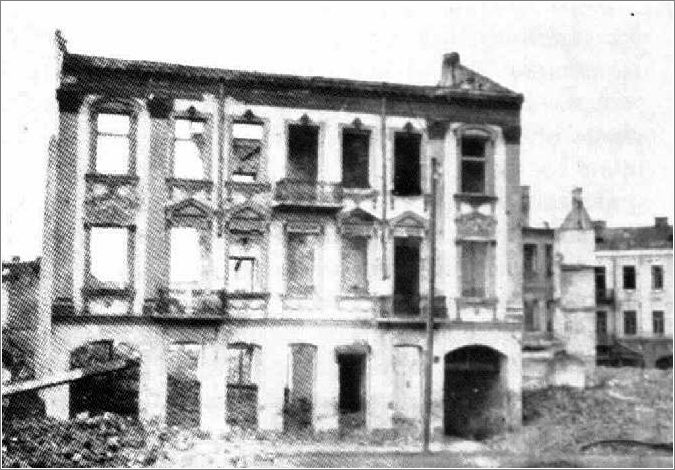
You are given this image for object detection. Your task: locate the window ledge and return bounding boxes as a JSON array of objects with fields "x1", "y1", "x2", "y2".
[
  {"x1": 224, "y1": 180, "x2": 272, "y2": 191},
  {"x1": 391, "y1": 192, "x2": 423, "y2": 198},
  {"x1": 82, "y1": 286, "x2": 135, "y2": 298},
  {"x1": 85, "y1": 173, "x2": 139, "y2": 185},
  {"x1": 223, "y1": 292, "x2": 270, "y2": 300},
  {"x1": 343, "y1": 187, "x2": 376, "y2": 193},
  {"x1": 454, "y1": 193, "x2": 498, "y2": 203},
  {"x1": 166, "y1": 177, "x2": 214, "y2": 190},
  {"x1": 456, "y1": 296, "x2": 498, "y2": 307},
  {"x1": 339, "y1": 293, "x2": 372, "y2": 299}
]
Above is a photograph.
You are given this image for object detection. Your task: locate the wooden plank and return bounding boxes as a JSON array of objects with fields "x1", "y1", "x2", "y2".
[{"x1": 2, "y1": 360, "x2": 130, "y2": 396}]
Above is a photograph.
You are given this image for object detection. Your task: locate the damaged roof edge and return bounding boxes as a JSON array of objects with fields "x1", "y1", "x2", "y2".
[{"x1": 62, "y1": 53, "x2": 524, "y2": 106}]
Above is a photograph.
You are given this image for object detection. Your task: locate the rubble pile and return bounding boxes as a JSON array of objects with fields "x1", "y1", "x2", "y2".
[
  {"x1": 491, "y1": 366, "x2": 673, "y2": 455},
  {"x1": 1, "y1": 412, "x2": 169, "y2": 468}
]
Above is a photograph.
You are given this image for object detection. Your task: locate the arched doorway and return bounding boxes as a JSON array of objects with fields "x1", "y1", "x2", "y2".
[
  {"x1": 443, "y1": 345, "x2": 506, "y2": 440},
  {"x1": 69, "y1": 340, "x2": 140, "y2": 418}
]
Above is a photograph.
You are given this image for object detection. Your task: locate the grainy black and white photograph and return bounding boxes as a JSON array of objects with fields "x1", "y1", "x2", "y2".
[{"x1": 1, "y1": 1, "x2": 673, "y2": 468}]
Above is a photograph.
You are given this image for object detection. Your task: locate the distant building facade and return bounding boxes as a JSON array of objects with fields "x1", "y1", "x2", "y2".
[{"x1": 594, "y1": 217, "x2": 673, "y2": 368}]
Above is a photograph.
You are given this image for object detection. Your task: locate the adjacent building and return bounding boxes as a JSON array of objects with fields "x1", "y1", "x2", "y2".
[
  {"x1": 594, "y1": 217, "x2": 673, "y2": 368},
  {"x1": 35, "y1": 37, "x2": 525, "y2": 438},
  {"x1": 521, "y1": 188, "x2": 597, "y2": 388}
]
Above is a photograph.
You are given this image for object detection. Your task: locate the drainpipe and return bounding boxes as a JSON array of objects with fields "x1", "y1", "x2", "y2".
[
  {"x1": 217, "y1": 82, "x2": 225, "y2": 236},
  {"x1": 380, "y1": 94, "x2": 388, "y2": 280}
]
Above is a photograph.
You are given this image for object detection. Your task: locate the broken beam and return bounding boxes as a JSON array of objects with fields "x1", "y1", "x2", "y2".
[{"x1": 2, "y1": 360, "x2": 131, "y2": 396}]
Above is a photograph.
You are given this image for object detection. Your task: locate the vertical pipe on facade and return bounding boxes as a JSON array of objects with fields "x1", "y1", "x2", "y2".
[
  {"x1": 217, "y1": 82, "x2": 225, "y2": 231},
  {"x1": 380, "y1": 94, "x2": 388, "y2": 280},
  {"x1": 422, "y1": 158, "x2": 438, "y2": 452}
]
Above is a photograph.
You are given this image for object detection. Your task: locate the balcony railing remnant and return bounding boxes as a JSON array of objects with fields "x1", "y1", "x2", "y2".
[{"x1": 274, "y1": 179, "x2": 343, "y2": 207}]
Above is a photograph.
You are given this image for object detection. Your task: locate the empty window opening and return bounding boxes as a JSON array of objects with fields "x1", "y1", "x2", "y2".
[
  {"x1": 95, "y1": 113, "x2": 130, "y2": 175},
  {"x1": 523, "y1": 244, "x2": 538, "y2": 276},
  {"x1": 287, "y1": 233, "x2": 316, "y2": 297},
  {"x1": 338, "y1": 353, "x2": 367, "y2": 430},
  {"x1": 461, "y1": 241, "x2": 492, "y2": 298},
  {"x1": 227, "y1": 344, "x2": 260, "y2": 429},
  {"x1": 284, "y1": 344, "x2": 316, "y2": 432},
  {"x1": 174, "y1": 118, "x2": 207, "y2": 180},
  {"x1": 69, "y1": 341, "x2": 140, "y2": 419},
  {"x1": 623, "y1": 310, "x2": 637, "y2": 336},
  {"x1": 524, "y1": 300, "x2": 539, "y2": 332},
  {"x1": 170, "y1": 227, "x2": 202, "y2": 287},
  {"x1": 232, "y1": 122, "x2": 263, "y2": 182},
  {"x1": 166, "y1": 343, "x2": 201, "y2": 428},
  {"x1": 545, "y1": 244, "x2": 553, "y2": 277},
  {"x1": 623, "y1": 266, "x2": 636, "y2": 290},
  {"x1": 595, "y1": 266, "x2": 607, "y2": 294},
  {"x1": 652, "y1": 265, "x2": 664, "y2": 290},
  {"x1": 596, "y1": 311, "x2": 608, "y2": 337},
  {"x1": 87, "y1": 227, "x2": 130, "y2": 289},
  {"x1": 287, "y1": 124, "x2": 319, "y2": 181},
  {"x1": 545, "y1": 300, "x2": 555, "y2": 334},
  {"x1": 341, "y1": 237, "x2": 368, "y2": 295},
  {"x1": 394, "y1": 237, "x2": 421, "y2": 315},
  {"x1": 444, "y1": 346, "x2": 506, "y2": 440},
  {"x1": 460, "y1": 136, "x2": 487, "y2": 194},
  {"x1": 393, "y1": 132, "x2": 421, "y2": 196},
  {"x1": 229, "y1": 257, "x2": 255, "y2": 293},
  {"x1": 342, "y1": 130, "x2": 370, "y2": 189},
  {"x1": 653, "y1": 311, "x2": 665, "y2": 336}
]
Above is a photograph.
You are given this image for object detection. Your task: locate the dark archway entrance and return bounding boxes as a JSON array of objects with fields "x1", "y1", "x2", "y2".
[
  {"x1": 69, "y1": 340, "x2": 140, "y2": 418},
  {"x1": 338, "y1": 352, "x2": 367, "y2": 429},
  {"x1": 443, "y1": 345, "x2": 506, "y2": 440}
]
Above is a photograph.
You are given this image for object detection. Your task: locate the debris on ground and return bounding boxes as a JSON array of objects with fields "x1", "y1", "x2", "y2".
[{"x1": 489, "y1": 366, "x2": 673, "y2": 457}]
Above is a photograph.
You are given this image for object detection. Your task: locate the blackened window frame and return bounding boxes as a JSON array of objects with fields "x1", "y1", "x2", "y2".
[
  {"x1": 623, "y1": 310, "x2": 637, "y2": 336},
  {"x1": 341, "y1": 127, "x2": 371, "y2": 190},
  {"x1": 623, "y1": 265, "x2": 636, "y2": 290},
  {"x1": 652, "y1": 311, "x2": 665, "y2": 336},
  {"x1": 392, "y1": 130, "x2": 422, "y2": 197},
  {"x1": 286, "y1": 120, "x2": 321, "y2": 182},
  {"x1": 651, "y1": 265, "x2": 664, "y2": 291}
]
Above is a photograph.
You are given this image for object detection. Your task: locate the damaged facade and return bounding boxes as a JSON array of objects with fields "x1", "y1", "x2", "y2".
[
  {"x1": 520, "y1": 188, "x2": 597, "y2": 389},
  {"x1": 36, "y1": 40, "x2": 525, "y2": 438}
]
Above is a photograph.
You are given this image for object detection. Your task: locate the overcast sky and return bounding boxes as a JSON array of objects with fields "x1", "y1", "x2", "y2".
[{"x1": 1, "y1": 1, "x2": 673, "y2": 261}]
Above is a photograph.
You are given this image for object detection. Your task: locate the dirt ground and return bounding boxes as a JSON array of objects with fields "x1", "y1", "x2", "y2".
[{"x1": 153, "y1": 366, "x2": 673, "y2": 468}]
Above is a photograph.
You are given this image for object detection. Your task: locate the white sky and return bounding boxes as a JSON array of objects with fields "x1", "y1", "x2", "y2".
[{"x1": 1, "y1": 1, "x2": 673, "y2": 261}]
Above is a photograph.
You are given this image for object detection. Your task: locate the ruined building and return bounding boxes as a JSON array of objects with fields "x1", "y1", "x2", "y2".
[
  {"x1": 36, "y1": 39, "x2": 525, "y2": 437},
  {"x1": 521, "y1": 188, "x2": 597, "y2": 389},
  {"x1": 520, "y1": 186, "x2": 673, "y2": 387}
]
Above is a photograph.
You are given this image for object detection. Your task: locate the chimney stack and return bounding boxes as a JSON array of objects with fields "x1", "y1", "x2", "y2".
[
  {"x1": 520, "y1": 185, "x2": 530, "y2": 227},
  {"x1": 655, "y1": 217, "x2": 668, "y2": 228},
  {"x1": 440, "y1": 52, "x2": 461, "y2": 87},
  {"x1": 592, "y1": 220, "x2": 606, "y2": 234}
]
